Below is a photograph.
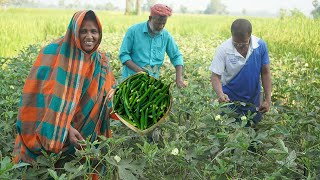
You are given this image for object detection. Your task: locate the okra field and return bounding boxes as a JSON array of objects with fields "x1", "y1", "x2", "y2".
[{"x1": 0, "y1": 8, "x2": 319, "y2": 179}]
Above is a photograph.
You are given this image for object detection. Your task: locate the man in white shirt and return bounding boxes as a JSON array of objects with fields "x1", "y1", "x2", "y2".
[{"x1": 210, "y1": 18, "x2": 272, "y2": 127}]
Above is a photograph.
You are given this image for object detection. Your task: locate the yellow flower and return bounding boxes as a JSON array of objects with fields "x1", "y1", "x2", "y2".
[
  {"x1": 114, "y1": 155, "x2": 121, "y2": 163},
  {"x1": 171, "y1": 148, "x2": 179, "y2": 155},
  {"x1": 241, "y1": 116, "x2": 247, "y2": 121}
]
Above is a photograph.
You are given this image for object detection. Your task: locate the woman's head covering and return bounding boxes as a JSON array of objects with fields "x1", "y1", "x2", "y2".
[
  {"x1": 150, "y1": 4, "x2": 172, "y2": 17},
  {"x1": 13, "y1": 10, "x2": 115, "y2": 164}
]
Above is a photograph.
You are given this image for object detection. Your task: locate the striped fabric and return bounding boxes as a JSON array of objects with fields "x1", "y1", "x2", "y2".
[{"x1": 13, "y1": 10, "x2": 116, "y2": 164}]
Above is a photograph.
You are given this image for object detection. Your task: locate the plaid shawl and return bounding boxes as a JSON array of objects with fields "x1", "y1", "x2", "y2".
[{"x1": 13, "y1": 10, "x2": 115, "y2": 164}]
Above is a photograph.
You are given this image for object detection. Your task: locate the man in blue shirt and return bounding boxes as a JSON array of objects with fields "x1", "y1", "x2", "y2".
[
  {"x1": 210, "y1": 18, "x2": 272, "y2": 127},
  {"x1": 119, "y1": 4, "x2": 186, "y2": 88}
]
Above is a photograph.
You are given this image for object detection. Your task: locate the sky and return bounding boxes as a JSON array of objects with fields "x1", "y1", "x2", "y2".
[{"x1": 37, "y1": 0, "x2": 315, "y2": 16}]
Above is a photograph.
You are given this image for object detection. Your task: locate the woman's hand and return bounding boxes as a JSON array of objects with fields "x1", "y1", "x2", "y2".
[
  {"x1": 108, "y1": 88, "x2": 116, "y2": 101},
  {"x1": 68, "y1": 126, "x2": 84, "y2": 148}
]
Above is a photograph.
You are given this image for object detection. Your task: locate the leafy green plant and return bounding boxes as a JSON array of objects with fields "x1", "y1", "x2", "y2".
[
  {"x1": 0, "y1": 9, "x2": 319, "y2": 179},
  {"x1": 0, "y1": 156, "x2": 29, "y2": 179}
]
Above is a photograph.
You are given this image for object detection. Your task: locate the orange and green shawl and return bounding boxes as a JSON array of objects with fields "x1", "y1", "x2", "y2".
[{"x1": 13, "y1": 10, "x2": 116, "y2": 164}]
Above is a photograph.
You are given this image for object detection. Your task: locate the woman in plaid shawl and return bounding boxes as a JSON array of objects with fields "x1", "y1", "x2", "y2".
[{"x1": 13, "y1": 10, "x2": 116, "y2": 165}]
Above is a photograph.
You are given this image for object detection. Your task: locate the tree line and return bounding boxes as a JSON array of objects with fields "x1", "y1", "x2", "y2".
[{"x1": 0, "y1": 0, "x2": 320, "y2": 19}]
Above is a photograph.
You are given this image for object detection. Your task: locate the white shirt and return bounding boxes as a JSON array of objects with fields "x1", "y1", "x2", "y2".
[{"x1": 209, "y1": 35, "x2": 260, "y2": 85}]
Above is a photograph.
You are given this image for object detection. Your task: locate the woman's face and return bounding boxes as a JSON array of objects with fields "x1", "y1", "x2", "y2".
[{"x1": 79, "y1": 19, "x2": 100, "y2": 53}]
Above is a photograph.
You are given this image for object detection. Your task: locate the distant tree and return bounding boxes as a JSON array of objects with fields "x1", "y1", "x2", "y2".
[
  {"x1": 290, "y1": 8, "x2": 306, "y2": 18},
  {"x1": 8, "y1": 0, "x2": 37, "y2": 7},
  {"x1": 84, "y1": 3, "x2": 94, "y2": 10},
  {"x1": 278, "y1": 8, "x2": 288, "y2": 19},
  {"x1": 125, "y1": 0, "x2": 133, "y2": 14},
  {"x1": 58, "y1": 0, "x2": 64, "y2": 7},
  {"x1": 2, "y1": 0, "x2": 20, "y2": 6},
  {"x1": 242, "y1": 8, "x2": 247, "y2": 15},
  {"x1": 103, "y1": 2, "x2": 117, "y2": 11},
  {"x1": 0, "y1": 0, "x2": 9, "y2": 6},
  {"x1": 142, "y1": 0, "x2": 157, "y2": 12},
  {"x1": 73, "y1": 0, "x2": 81, "y2": 8},
  {"x1": 311, "y1": 0, "x2": 320, "y2": 19},
  {"x1": 125, "y1": 0, "x2": 142, "y2": 15},
  {"x1": 278, "y1": 8, "x2": 306, "y2": 19},
  {"x1": 180, "y1": 5, "x2": 187, "y2": 14},
  {"x1": 204, "y1": 0, "x2": 228, "y2": 15},
  {"x1": 136, "y1": 0, "x2": 141, "y2": 15}
]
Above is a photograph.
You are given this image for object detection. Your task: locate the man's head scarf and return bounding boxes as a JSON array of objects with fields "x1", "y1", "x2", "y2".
[{"x1": 150, "y1": 4, "x2": 172, "y2": 17}]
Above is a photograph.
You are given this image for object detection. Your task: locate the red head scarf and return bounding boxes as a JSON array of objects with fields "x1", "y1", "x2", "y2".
[{"x1": 150, "y1": 4, "x2": 172, "y2": 16}]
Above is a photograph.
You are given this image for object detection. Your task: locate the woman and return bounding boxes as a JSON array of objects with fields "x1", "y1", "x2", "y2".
[{"x1": 13, "y1": 10, "x2": 116, "y2": 165}]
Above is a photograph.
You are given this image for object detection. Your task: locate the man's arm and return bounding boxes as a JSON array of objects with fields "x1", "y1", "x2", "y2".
[
  {"x1": 119, "y1": 28, "x2": 142, "y2": 72},
  {"x1": 259, "y1": 64, "x2": 272, "y2": 112},
  {"x1": 211, "y1": 73, "x2": 230, "y2": 102},
  {"x1": 124, "y1": 60, "x2": 144, "y2": 73},
  {"x1": 210, "y1": 45, "x2": 228, "y2": 102},
  {"x1": 175, "y1": 65, "x2": 186, "y2": 88},
  {"x1": 165, "y1": 33, "x2": 186, "y2": 88}
]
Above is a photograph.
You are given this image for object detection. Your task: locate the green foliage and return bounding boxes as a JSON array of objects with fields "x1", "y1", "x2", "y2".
[
  {"x1": 0, "y1": 44, "x2": 39, "y2": 156},
  {"x1": 0, "y1": 156, "x2": 28, "y2": 179},
  {"x1": 0, "y1": 8, "x2": 319, "y2": 179}
]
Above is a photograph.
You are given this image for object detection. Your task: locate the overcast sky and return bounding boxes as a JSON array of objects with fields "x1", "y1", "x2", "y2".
[{"x1": 38, "y1": 0, "x2": 315, "y2": 16}]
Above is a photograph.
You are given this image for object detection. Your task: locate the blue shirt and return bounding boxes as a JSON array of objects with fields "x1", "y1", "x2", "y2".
[
  {"x1": 222, "y1": 38, "x2": 269, "y2": 108},
  {"x1": 210, "y1": 35, "x2": 264, "y2": 85},
  {"x1": 210, "y1": 35, "x2": 270, "y2": 108},
  {"x1": 119, "y1": 21, "x2": 184, "y2": 79}
]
